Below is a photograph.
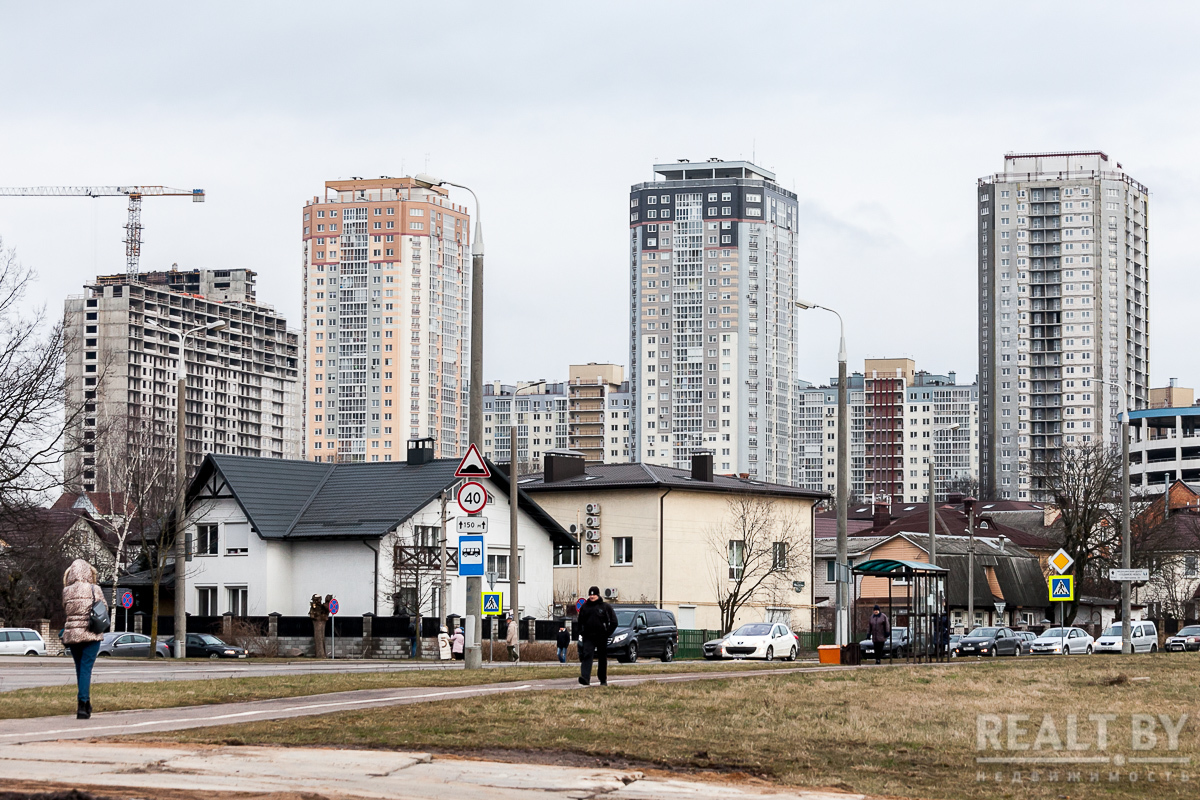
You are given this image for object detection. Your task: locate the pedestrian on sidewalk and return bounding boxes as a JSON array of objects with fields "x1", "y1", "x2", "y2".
[
  {"x1": 868, "y1": 604, "x2": 891, "y2": 665},
  {"x1": 61, "y1": 559, "x2": 106, "y2": 719},
  {"x1": 556, "y1": 624, "x2": 571, "y2": 663},
  {"x1": 451, "y1": 626, "x2": 465, "y2": 660},
  {"x1": 505, "y1": 615, "x2": 519, "y2": 662},
  {"x1": 438, "y1": 625, "x2": 452, "y2": 661},
  {"x1": 577, "y1": 586, "x2": 617, "y2": 686}
]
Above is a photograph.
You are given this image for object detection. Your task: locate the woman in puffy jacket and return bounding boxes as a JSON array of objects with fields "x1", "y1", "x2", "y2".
[{"x1": 62, "y1": 559, "x2": 106, "y2": 719}]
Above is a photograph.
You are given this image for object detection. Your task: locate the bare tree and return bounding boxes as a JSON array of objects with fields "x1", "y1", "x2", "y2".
[
  {"x1": 1032, "y1": 442, "x2": 1123, "y2": 621},
  {"x1": 706, "y1": 494, "x2": 809, "y2": 634},
  {"x1": 944, "y1": 474, "x2": 980, "y2": 499},
  {"x1": 388, "y1": 519, "x2": 445, "y2": 659}
]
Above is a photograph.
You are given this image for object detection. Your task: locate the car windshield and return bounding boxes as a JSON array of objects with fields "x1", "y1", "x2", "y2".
[
  {"x1": 1101, "y1": 624, "x2": 1124, "y2": 636},
  {"x1": 1177, "y1": 626, "x2": 1200, "y2": 636},
  {"x1": 890, "y1": 627, "x2": 908, "y2": 638},
  {"x1": 969, "y1": 627, "x2": 999, "y2": 637},
  {"x1": 1040, "y1": 628, "x2": 1069, "y2": 638},
  {"x1": 614, "y1": 610, "x2": 640, "y2": 627},
  {"x1": 197, "y1": 634, "x2": 226, "y2": 645},
  {"x1": 734, "y1": 624, "x2": 774, "y2": 637}
]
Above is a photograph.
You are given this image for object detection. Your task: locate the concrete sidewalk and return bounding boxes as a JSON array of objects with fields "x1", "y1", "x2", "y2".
[
  {"x1": 0, "y1": 666, "x2": 845, "y2": 745},
  {"x1": 0, "y1": 741, "x2": 867, "y2": 800}
]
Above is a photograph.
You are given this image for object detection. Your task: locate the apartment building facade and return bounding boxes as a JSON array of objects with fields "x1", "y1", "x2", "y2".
[
  {"x1": 64, "y1": 269, "x2": 301, "y2": 493},
  {"x1": 977, "y1": 152, "x2": 1149, "y2": 501},
  {"x1": 629, "y1": 160, "x2": 798, "y2": 484},
  {"x1": 301, "y1": 177, "x2": 472, "y2": 463},
  {"x1": 793, "y1": 361, "x2": 978, "y2": 504},
  {"x1": 567, "y1": 363, "x2": 631, "y2": 463}
]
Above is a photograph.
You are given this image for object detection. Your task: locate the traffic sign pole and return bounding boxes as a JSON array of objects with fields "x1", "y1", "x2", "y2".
[{"x1": 328, "y1": 597, "x2": 338, "y2": 661}]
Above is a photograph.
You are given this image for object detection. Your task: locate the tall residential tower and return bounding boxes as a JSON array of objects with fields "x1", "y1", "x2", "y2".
[
  {"x1": 977, "y1": 152, "x2": 1149, "y2": 501},
  {"x1": 629, "y1": 160, "x2": 798, "y2": 484},
  {"x1": 302, "y1": 177, "x2": 472, "y2": 462}
]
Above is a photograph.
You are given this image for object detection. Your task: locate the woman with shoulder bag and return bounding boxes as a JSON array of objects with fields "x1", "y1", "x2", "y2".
[{"x1": 62, "y1": 559, "x2": 107, "y2": 719}]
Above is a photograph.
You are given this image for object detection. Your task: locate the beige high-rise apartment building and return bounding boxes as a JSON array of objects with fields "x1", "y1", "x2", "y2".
[
  {"x1": 301, "y1": 177, "x2": 472, "y2": 463},
  {"x1": 64, "y1": 268, "x2": 301, "y2": 493},
  {"x1": 567, "y1": 363, "x2": 630, "y2": 463},
  {"x1": 977, "y1": 152, "x2": 1149, "y2": 501}
]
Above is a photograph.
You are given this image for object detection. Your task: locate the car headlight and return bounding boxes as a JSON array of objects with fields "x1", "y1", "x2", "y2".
[
  {"x1": 610, "y1": 633, "x2": 628, "y2": 644},
  {"x1": 224, "y1": 649, "x2": 235, "y2": 655}
]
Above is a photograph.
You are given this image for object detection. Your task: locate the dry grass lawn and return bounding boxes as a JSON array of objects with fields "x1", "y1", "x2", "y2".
[
  {"x1": 140, "y1": 656, "x2": 1200, "y2": 800},
  {"x1": 0, "y1": 660, "x2": 798, "y2": 720}
]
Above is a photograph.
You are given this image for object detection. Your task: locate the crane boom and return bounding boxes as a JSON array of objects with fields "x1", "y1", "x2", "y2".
[{"x1": 0, "y1": 185, "x2": 205, "y2": 278}]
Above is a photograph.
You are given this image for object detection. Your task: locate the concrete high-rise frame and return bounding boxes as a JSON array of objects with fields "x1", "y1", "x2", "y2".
[
  {"x1": 977, "y1": 152, "x2": 1149, "y2": 501},
  {"x1": 302, "y1": 178, "x2": 472, "y2": 463},
  {"x1": 628, "y1": 161, "x2": 799, "y2": 484}
]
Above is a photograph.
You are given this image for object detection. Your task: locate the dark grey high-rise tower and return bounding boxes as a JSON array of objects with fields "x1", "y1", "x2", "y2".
[{"x1": 628, "y1": 160, "x2": 799, "y2": 485}]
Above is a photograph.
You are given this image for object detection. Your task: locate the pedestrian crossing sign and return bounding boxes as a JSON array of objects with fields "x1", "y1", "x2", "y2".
[
  {"x1": 482, "y1": 592, "x2": 503, "y2": 616},
  {"x1": 1049, "y1": 575, "x2": 1074, "y2": 602}
]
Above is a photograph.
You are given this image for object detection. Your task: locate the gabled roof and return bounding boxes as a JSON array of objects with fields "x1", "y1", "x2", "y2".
[
  {"x1": 51, "y1": 492, "x2": 132, "y2": 517},
  {"x1": 187, "y1": 454, "x2": 574, "y2": 546},
  {"x1": 519, "y1": 461, "x2": 828, "y2": 500},
  {"x1": 867, "y1": 507, "x2": 1056, "y2": 551}
]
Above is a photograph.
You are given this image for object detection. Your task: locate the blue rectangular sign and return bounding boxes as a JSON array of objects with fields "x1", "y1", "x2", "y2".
[{"x1": 458, "y1": 535, "x2": 485, "y2": 577}]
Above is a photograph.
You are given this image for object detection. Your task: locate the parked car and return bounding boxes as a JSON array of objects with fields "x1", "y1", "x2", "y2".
[
  {"x1": 1094, "y1": 621, "x2": 1159, "y2": 654},
  {"x1": 718, "y1": 622, "x2": 798, "y2": 661},
  {"x1": 1030, "y1": 627, "x2": 1093, "y2": 655},
  {"x1": 953, "y1": 626, "x2": 1021, "y2": 657},
  {"x1": 608, "y1": 607, "x2": 678, "y2": 663},
  {"x1": 0, "y1": 628, "x2": 46, "y2": 656},
  {"x1": 97, "y1": 632, "x2": 170, "y2": 658},
  {"x1": 859, "y1": 626, "x2": 910, "y2": 660},
  {"x1": 163, "y1": 633, "x2": 248, "y2": 659},
  {"x1": 1015, "y1": 630, "x2": 1037, "y2": 655},
  {"x1": 1165, "y1": 625, "x2": 1200, "y2": 652},
  {"x1": 947, "y1": 633, "x2": 963, "y2": 657},
  {"x1": 703, "y1": 632, "x2": 731, "y2": 660}
]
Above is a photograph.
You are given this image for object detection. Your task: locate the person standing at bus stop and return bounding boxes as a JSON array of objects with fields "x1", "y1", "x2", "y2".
[
  {"x1": 61, "y1": 559, "x2": 106, "y2": 719},
  {"x1": 868, "y1": 604, "x2": 891, "y2": 665},
  {"x1": 577, "y1": 586, "x2": 617, "y2": 686}
]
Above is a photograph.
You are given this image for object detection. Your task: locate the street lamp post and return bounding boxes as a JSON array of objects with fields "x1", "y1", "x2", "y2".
[
  {"x1": 147, "y1": 318, "x2": 227, "y2": 659},
  {"x1": 927, "y1": 423, "x2": 961, "y2": 568},
  {"x1": 964, "y1": 496, "x2": 976, "y2": 634},
  {"x1": 1112, "y1": 382, "x2": 1133, "y2": 656},
  {"x1": 796, "y1": 299, "x2": 849, "y2": 645},
  {"x1": 413, "y1": 173, "x2": 485, "y2": 669}
]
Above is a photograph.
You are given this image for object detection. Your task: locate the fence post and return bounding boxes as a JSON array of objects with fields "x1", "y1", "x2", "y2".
[
  {"x1": 222, "y1": 612, "x2": 233, "y2": 640},
  {"x1": 134, "y1": 611, "x2": 145, "y2": 635},
  {"x1": 362, "y1": 612, "x2": 373, "y2": 659}
]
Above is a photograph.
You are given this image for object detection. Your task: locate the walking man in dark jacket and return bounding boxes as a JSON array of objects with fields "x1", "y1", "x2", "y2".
[
  {"x1": 556, "y1": 624, "x2": 571, "y2": 663},
  {"x1": 577, "y1": 586, "x2": 617, "y2": 685},
  {"x1": 868, "y1": 605, "x2": 890, "y2": 665}
]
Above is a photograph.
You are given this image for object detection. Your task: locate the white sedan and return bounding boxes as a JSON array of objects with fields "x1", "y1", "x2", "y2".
[
  {"x1": 717, "y1": 623, "x2": 797, "y2": 661},
  {"x1": 1030, "y1": 627, "x2": 1093, "y2": 655}
]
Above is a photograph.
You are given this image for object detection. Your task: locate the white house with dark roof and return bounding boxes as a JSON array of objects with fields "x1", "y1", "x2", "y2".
[{"x1": 182, "y1": 439, "x2": 575, "y2": 619}]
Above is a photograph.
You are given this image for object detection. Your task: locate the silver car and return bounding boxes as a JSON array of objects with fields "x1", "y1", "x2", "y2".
[
  {"x1": 0, "y1": 628, "x2": 46, "y2": 656},
  {"x1": 98, "y1": 632, "x2": 171, "y2": 658},
  {"x1": 1031, "y1": 627, "x2": 1094, "y2": 655}
]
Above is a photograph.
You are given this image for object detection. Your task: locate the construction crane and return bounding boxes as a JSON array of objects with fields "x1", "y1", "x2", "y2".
[{"x1": 0, "y1": 185, "x2": 205, "y2": 279}]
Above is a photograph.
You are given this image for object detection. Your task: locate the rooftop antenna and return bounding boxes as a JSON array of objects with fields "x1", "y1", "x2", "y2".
[{"x1": 752, "y1": 139, "x2": 756, "y2": 164}]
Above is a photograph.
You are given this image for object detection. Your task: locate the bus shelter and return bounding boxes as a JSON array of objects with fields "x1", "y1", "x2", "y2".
[{"x1": 852, "y1": 559, "x2": 949, "y2": 664}]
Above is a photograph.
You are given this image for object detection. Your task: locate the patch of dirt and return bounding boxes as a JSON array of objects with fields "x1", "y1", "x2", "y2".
[
  {"x1": 0, "y1": 784, "x2": 337, "y2": 800},
  {"x1": 426, "y1": 745, "x2": 778, "y2": 781}
]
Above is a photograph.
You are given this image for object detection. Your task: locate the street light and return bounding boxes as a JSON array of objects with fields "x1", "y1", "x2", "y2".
[
  {"x1": 413, "y1": 173, "x2": 485, "y2": 670},
  {"x1": 1112, "y1": 382, "x2": 1133, "y2": 656},
  {"x1": 796, "y1": 299, "x2": 849, "y2": 645},
  {"x1": 146, "y1": 318, "x2": 227, "y2": 659},
  {"x1": 927, "y1": 423, "x2": 961, "y2": 568},
  {"x1": 509, "y1": 380, "x2": 548, "y2": 659}
]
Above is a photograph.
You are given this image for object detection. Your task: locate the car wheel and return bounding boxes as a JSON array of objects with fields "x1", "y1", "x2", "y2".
[
  {"x1": 98, "y1": 652, "x2": 111, "y2": 657},
  {"x1": 626, "y1": 642, "x2": 638, "y2": 663},
  {"x1": 1086, "y1": 645, "x2": 1093, "y2": 654},
  {"x1": 209, "y1": 652, "x2": 220, "y2": 660},
  {"x1": 661, "y1": 642, "x2": 674, "y2": 663},
  {"x1": 788, "y1": 646, "x2": 797, "y2": 662},
  {"x1": 1151, "y1": 644, "x2": 1158, "y2": 653},
  {"x1": 156, "y1": 651, "x2": 166, "y2": 658},
  {"x1": 989, "y1": 647, "x2": 997, "y2": 658},
  {"x1": 25, "y1": 650, "x2": 38, "y2": 657},
  {"x1": 765, "y1": 646, "x2": 774, "y2": 662}
]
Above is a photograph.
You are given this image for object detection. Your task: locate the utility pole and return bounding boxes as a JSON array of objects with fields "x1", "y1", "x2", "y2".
[
  {"x1": 1120, "y1": 390, "x2": 1132, "y2": 655},
  {"x1": 510, "y1": 417, "x2": 520, "y2": 658},
  {"x1": 439, "y1": 490, "x2": 449, "y2": 626},
  {"x1": 965, "y1": 496, "x2": 976, "y2": 632}
]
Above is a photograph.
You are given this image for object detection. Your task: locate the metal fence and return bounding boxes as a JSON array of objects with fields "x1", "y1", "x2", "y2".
[{"x1": 676, "y1": 629, "x2": 721, "y2": 660}]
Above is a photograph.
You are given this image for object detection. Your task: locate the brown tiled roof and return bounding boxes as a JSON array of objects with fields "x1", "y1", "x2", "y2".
[
  {"x1": 865, "y1": 508, "x2": 1056, "y2": 551},
  {"x1": 51, "y1": 492, "x2": 133, "y2": 516}
]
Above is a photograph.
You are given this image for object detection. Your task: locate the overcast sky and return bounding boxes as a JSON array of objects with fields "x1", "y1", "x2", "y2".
[{"x1": 2, "y1": 2, "x2": 1197, "y2": 388}]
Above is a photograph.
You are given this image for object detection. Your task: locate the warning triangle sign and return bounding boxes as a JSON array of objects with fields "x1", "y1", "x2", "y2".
[{"x1": 456, "y1": 443, "x2": 490, "y2": 478}]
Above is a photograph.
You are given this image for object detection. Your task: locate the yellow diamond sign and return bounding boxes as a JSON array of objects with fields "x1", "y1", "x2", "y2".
[{"x1": 1049, "y1": 548, "x2": 1074, "y2": 574}]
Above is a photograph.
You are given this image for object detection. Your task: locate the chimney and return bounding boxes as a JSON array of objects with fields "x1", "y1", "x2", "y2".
[
  {"x1": 691, "y1": 452, "x2": 714, "y2": 482},
  {"x1": 997, "y1": 534, "x2": 1007, "y2": 553},
  {"x1": 406, "y1": 438, "x2": 435, "y2": 466},
  {"x1": 872, "y1": 501, "x2": 891, "y2": 531},
  {"x1": 543, "y1": 451, "x2": 586, "y2": 483},
  {"x1": 947, "y1": 492, "x2": 965, "y2": 505}
]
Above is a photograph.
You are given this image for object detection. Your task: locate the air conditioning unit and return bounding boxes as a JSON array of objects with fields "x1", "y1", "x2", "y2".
[
  {"x1": 604, "y1": 588, "x2": 619, "y2": 600},
  {"x1": 586, "y1": 503, "x2": 601, "y2": 515},
  {"x1": 568, "y1": 523, "x2": 578, "y2": 534},
  {"x1": 585, "y1": 515, "x2": 601, "y2": 528},
  {"x1": 585, "y1": 529, "x2": 601, "y2": 542},
  {"x1": 585, "y1": 542, "x2": 601, "y2": 556}
]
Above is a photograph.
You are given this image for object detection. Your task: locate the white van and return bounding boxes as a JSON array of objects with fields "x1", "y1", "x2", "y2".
[
  {"x1": 1094, "y1": 621, "x2": 1159, "y2": 654},
  {"x1": 0, "y1": 628, "x2": 47, "y2": 656}
]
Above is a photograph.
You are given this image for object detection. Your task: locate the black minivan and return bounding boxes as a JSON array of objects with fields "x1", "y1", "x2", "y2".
[{"x1": 607, "y1": 606, "x2": 678, "y2": 663}]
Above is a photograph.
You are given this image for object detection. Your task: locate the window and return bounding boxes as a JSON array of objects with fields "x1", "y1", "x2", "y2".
[
  {"x1": 728, "y1": 540, "x2": 745, "y2": 580},
  {"x1": 487, "y1": 553, "x2": 509, "y2": 581},
  {"x1": 772, "y1": 541, "x2": 788, "y2": 570},
  {"x1": 197, "y1": 587, "x2": 217, "y2": 616},
  {"x1": 553, "y1": 544, "x2": 579, "y2": 566},
  {"x1": 1188, "y1": 556, "x2": 1198, "y2": 577},
  {"x1": 196, "y1": 524, "x2": 218, "y2": 556},
  {"x1": 224, "y1": 522, "x2": 249, "y2": 554},
  {"x1": 227, "y1": 587, "x2": 247, "y2": 617},
  {"x1": 613, "y1": 537, "x2": 634, "y2": 565}
]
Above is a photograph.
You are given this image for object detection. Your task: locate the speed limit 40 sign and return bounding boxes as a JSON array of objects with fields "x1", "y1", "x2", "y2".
[{"x1": 457, "y1": 481, "x2": 488, "y2": 514}]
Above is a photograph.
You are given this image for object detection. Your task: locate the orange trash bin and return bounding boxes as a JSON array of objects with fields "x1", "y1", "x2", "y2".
[{"x1": 817, "y1": 644, "x2": 840, "y2": 665}]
